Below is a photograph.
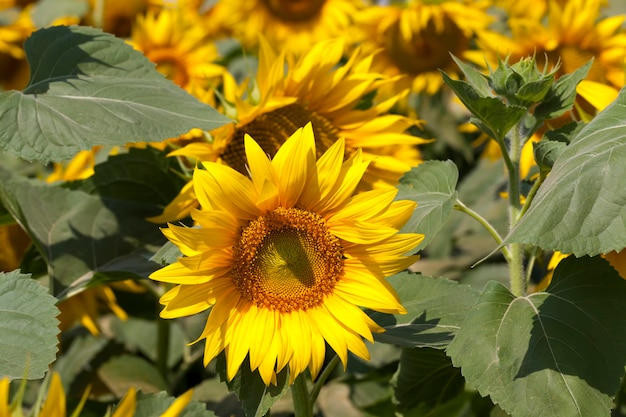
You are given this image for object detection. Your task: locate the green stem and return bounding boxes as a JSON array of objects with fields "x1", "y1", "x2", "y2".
[
  {"x1": 454, "y1": 200, "x2": 511, "y2": 262},
  {"x1": 506, "y1": 126, "x2": 526, "y2": 296},
  {"x1": 519, "y1": 172, "x2": 546, "y2": 218},
  {"x1": 309, "y1": 355, "x2": 341, "y2": 407},
  {"x1": 292, "y1": 373, "x2": 313, "y2": 417}
]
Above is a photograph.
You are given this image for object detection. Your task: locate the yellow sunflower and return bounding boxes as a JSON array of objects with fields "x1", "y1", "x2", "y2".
[
  {"x1": 150, "y1": 37, "x2": 427, "y2": 223},
  {"x1": 150, "y1": 124, "x2": 423, "y2": 385},
  {"x1": 488, "y1": 0, "x2": 626, "y2": 90},
  {"x1": 209, "y1": 0, "x2": 362, "y2": 54},
  {"x1": 129, "y1": 6, "x2": 225, "y2": 104},
  {"x1": 352, "y1": 0, "x2": 499, "y2": 96}
]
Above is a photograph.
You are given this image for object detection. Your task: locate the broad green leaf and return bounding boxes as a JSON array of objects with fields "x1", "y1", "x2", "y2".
[
  {"x1": 533, "y1": 60, "x2": 593, "y2": 121},
  {"x1": 0, "y1": 166, "x2": 164, "y2": 292},
  {"x1": 132, "y1": 391, "x2": 217, "y2": 417},
  {"x1": 533, "y1": 121, "x2": 583, "y2": 171},
  {"x1": 505, "y1": 88, "x2": 626, "y2": 256},
  {"x1": 69, "y1": 147, "x2": 186, "y2": 206},
  {"x1": 53, "y1": 334, "x2": 108, "y2": 392},
  {"x1": 217, "y1": 354, "x2": 290, "y2": 417},
  {"x1": 449, "y1": 55, "x2": 493, "y2": 97},
  {"x1": 392, "y1": 347, "x2": 464, "y2": 412},
  {"x1": 0, "y1": 270, "x2": 59, "y2": 380},
  {"x1": 98, "y1": 355, "x2": 168, "y2": 396},
  {"x1": 447, "y1": 256, "x2": 626, "y2": 417},
  {"x1": 0, "y1": 25, "x2": 231, "y2": 163},
  {"x1": 442, "y1": 72, "x2": 527, "y2": 140},
  {"x1": 396, "y1": 160, "x2": 459, "y2": 251},
  {"x1": 112, "y1": 317, "x2": 186, "y2": 368},
  {"x1": 370, "y1": 272, "x2": 480, "y2": 349}
]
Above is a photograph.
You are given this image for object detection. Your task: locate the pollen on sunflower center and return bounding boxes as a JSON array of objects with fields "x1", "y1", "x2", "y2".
[
  {"x1": 221, "y1": 103, "x2": 340, "y2": 175},
  {"x1": 232, "y1": 207, "x2": 344, "y2": 312}
]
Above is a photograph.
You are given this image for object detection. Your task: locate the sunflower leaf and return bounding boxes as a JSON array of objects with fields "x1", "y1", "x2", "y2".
[
  {"x1": 134, "y1": 391, "x2": 217, "y2": 417},
  {"x1": 0, "y1": 25, "x2": 231, "y2": 163},
  {"x1": 533, "y1": 59, "x2": 592, "y2": 121},
  {"x1": 133, "y1": 391, "x2": 215, "y2": 417},
  {"x1": 391, "y1": 347, "x2": 464, "y2": 413},
  {"x1": 98, "y1": 355, "x2": 168, "y2": 396},
  {"x1": 370, "y1": 272, "x2": 479, "y2": 349},
  {"x1": 441, "y1": 72, "x2": 527, "y2": 140},
  {"x1": 446, "y1": 256, "x2": 626, "y2": 417},
  {"x1": 0, "y1": 165, "x2": 164, "y2": 293},
  {"x1": 395, "y1": 160, "x2": 459, "y2": 252},
  {"x1": 504, "y1": 88, "x2": 626, "y2": 255},
  {"x1": 0, "y1": 270, "x2": 60, "y2": 380}
]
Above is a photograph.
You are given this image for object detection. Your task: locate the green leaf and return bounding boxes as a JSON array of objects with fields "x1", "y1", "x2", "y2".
[
  {"x1": 533, "y1": 59, "x2": 592, "y2": 121},
  {"x1": 442, "y1": 72, "x2": 527, "y2": 140},
  {"x1": 533, "y1": 121, "x2": 583, "y2": 171},
  {"x1": 216, "y1": 354, "x2": 290, "y2": 417},
  {"x1": 53, "y1": 334, "x2": 108, "y2": 392},
  {"x1": 70, "y1": 147, "x2": 186, "y2": 206},
  {"x1": 392, "y1": 347, "x2": 464, "y2": 412},
  {"x1": 0, "y1": 166, "x2": 164, "y2": 292},
  {"x1": 396, "y1": 160, "x2": 459, "y2": 251},
  {"x1": 112, "y1": 317, "x2": 186, "y2": 368},
  {"x1": 449, "y1": 55, "x2": 493, "y2": 97},
  {"x1": 504, "y1": 88, "x2": 626, "y2": 256},
  {"x1": 446, "y1": 256, "x2": 626, "y2": 417},
  {"x1": 98, "y1": 355, "x2": 168, "y2": 396},
  {"x1": 132, "y1": 391, "x2": 217, "y2": 417},
  {"x1": 370, "y1": 272, "x2": 480, "y2": 349},
  {"x1": 0, "y1": 25, "x2": 231, "y2": 163},
  {"x1": 0, "y1": 270, "x2": 60, "y2": 380},
  {"x1": 150, "y1": 241, "x2": 183, "y2": 266}
]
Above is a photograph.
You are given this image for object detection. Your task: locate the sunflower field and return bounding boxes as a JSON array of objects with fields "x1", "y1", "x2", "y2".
[{"x1": 3, "y1": 0, "x2": 626, "y2": 416}]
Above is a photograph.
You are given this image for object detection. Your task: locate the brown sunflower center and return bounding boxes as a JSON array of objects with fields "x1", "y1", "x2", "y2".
[
  {"x1": 385, "y1": 14, "x2": 469, "y2": 75},
  {"x1": 261, "y1": 0, "x2": 326, "y2": 23},
  {"x1": 232, "y1": 207, "x2": 344, "y2": 312},
  {"x1": 221, "y1": 103, "x2": 340, "y2": 175}
]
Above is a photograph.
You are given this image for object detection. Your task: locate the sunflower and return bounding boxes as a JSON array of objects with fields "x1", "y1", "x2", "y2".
[
  {"x1": 209, "y1": 0, "x2": 362, "y2": 54},
  {"x1": 486, "y1": 0, "x2": 626, "y2": 90},
  {"x1": 129, "y1": 6, "x2": 225, "y2": 104},
  {"x1": 351, "y1": 0, "x2": 499, "y2": 96},
  {"x1": 150, "y1": 37, "x2": 427, "y2": 223},
  {"x1": 150, "y1": 124, "x2": 423, "y2": 385}
]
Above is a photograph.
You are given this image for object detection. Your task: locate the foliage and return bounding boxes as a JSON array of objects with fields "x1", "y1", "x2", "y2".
[{"x1": 1, "y1": 6, "x2": 626, "y2": 417}]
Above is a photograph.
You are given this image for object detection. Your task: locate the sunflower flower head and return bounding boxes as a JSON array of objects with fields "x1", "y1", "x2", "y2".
[
  {"x1": 150, "y1": 123, "x2": 423, "y2": 385},
  {"x1": 149, "y1": 36, "x2": 428, "y2": 224},
  {"x1": 353, "y1": 0, "x2": 499, "y2": 95}
]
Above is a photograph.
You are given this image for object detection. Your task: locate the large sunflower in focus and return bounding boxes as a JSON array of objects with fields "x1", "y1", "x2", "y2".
[
  {"x1": 352, "y1": 0, "x2": 499, "y2": 96},
  {"x1": 150, "y1": 37, "x2": 427, "y2": 223},
  {"x1": 129, "y1": 7, "x2": 225, "y2": 104},
  {"x1": 150, "y1": 124, "x2": 423, "y2": 384},
  {"x1": 209, "y1": 0, "x2": 362, "y2": 54}
]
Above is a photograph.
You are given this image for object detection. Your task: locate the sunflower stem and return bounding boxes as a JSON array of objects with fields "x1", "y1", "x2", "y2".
[
  {"x1": 309, "y1": 354, "x2": 341, "y2": 407},
  {"x1": 454, "y1": 199, "x2": 511, "y2": 263},
  {"x1": 292, "y1": 373, "x2": 313, "y2": 417},
  {"x1": 506, "y1": 125, "x2": 526, "y2": 297}
]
